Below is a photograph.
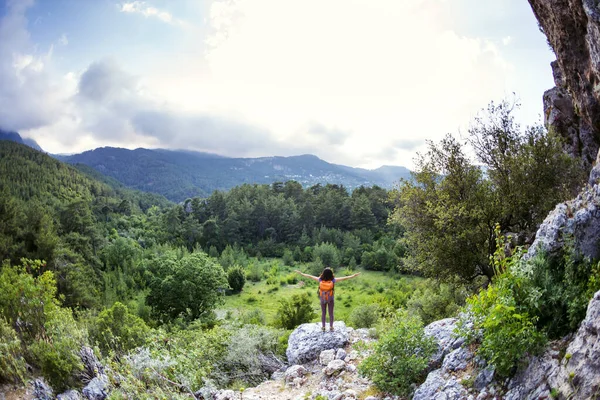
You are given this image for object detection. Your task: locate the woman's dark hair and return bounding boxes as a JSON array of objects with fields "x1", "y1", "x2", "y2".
[{"x1": 320, "y1": 268, "x2": 334, "y2": 281}]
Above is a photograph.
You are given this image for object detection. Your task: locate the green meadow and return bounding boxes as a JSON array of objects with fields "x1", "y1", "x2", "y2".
[{"x1": 219, "y1": 259, "x2": 422, "y2": 325}]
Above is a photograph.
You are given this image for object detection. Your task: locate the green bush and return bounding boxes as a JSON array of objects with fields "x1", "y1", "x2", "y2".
[
  {"x1": 349, "y1": 304, "x2": 380, "y2": 328},
  {"x1": 91, "y1": 301, "x2": 150, "y2": 354},
  {"x1": 0, "y1": 318, "x2": 26, "y2": 384},
  {"x1": 274, "y1": 293, "x2": 317, "y2": 330},
  {"x1": 227, "y1": 266, "x2": 246, "y2": 293},
  {"x1": 282, "y1": 249, "x2": 295, "y2": 266},
  {"x1": 459, "y1": 282, "x2": 546, "y2": 377},
  {"x1": 240, "y1": 309, "x2": 266, "y2": 326},
  {"x1": 407, "y1": 280, "x2": 468, "y2": 325},
  {"x1": 247, "y1": 262, "x2": 264, "y2": 282},
  {"x1": 30, "y1": 307, "x2": 85, "y2": 391},
  {"x1": 359, "y1": 310, "x2": 436, "y2": 396}
]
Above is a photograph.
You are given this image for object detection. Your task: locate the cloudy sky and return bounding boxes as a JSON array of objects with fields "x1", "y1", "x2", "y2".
[{"x1": 0, "y1": 0, "x2": 555, "y2": 168}]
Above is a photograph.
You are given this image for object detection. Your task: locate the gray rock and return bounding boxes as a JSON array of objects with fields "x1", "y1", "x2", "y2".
[
  {"x1": 413, "y1": 369, "x2": 468, "y2": 400},
  {"x1": 195, "y1": 386, "x2": 217, "y2": 400},
  {"x1": 324, "y1": 359, "x2": 346, "y2": 376},
  {"x1": 57, "y1": 390, "x2": 83, "y2": 400},
  {"x1": 287, "y1": 322, "x2": 349, "y2": 364},
  {"x1": 547, "y1": 289, "x2": 600, "y2": 398},
  {"x1": 423, "y1": 318, "x2": 464, "y2": 367},
  {"x1": 473, "y1": 366, "x2": 495, "y2": 391},
  {"x1": 215, "y1": 390, "x2": 236, "y2": 400},
  {"x1": 33, "y1": 379, "x2": 54, "y2": 400},
  {"x1": 79, "y1": 346, "x2": 104, "y2": 383},
  {"x1": 285, "y1": 365, "x2": 307, "y2": 383},
  {"x1": 441, "y1": 347, "x2": 472, "y2": 372},
  {"x1": 82, "y1": 375, "x2": 109, "y2": 400},
  {"x1": 527, "y1": 182, "x2": 600, "y2": 261},
  {"x1": 345, "y1": 364, "x2": 357, "y2": 373},
  {"x1": 335, "y1": 348, "x2": 347, "y2": 360},
  {"x1": 343, "y1": 389, "x2": 357, "y2": 398},
  {"x1": 364, "y1": 397, "x2": 378, "y2": 400},
  {"x1": 320, "y1": 349, "x2": 336, "y2": 365}
]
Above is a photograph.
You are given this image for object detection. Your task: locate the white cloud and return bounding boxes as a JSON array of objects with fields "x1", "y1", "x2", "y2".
[
  {"x1": 59, "y1": 33, "x2": 69, "y2": 46},
  {"x1": 119, "y1": 1, "x2": 188, "y2": 27},
  {"x1": 190, "y1": 0, "x2": 515, "y2": 167}
]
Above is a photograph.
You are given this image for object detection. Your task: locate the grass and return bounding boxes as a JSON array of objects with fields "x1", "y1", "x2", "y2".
[{"x1": 218, "y1": 259, "x2": 422, "y2": 326}]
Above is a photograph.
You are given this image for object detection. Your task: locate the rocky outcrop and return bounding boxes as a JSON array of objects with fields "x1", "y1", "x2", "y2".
[
  {"x1": 529, "y1": 0, "x2": 600, "y2": 167},
  {"x1": 413, "y1": 290, "x2": 600, "y2": 399},
  {"x1": 33, "y1": 379, "x2": 53, "y2": 400},
  {"x1": 286, "y1": 322, "x2": 349, "y2": 365},
  {"x1": 423, "y1": 318, "x2": 465, "y2": 368},
  {"x1": 527, "y1": 176, "x2": 600, "y2": 260}
]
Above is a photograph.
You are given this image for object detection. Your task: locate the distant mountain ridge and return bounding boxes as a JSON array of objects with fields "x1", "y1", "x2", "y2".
[
  {"x1": 59, "y1": 147, "x2": 412, "y2": 202},
  {"x1": 0, "y1": 129, "x2": 43, "y2": 151}
]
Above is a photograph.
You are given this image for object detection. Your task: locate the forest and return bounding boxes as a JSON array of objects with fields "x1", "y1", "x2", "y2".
[{"x1": 1, "y1": 101, "x2": 599, "y2": 398}]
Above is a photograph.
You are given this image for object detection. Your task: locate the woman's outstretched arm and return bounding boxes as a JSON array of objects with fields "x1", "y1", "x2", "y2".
[
  {"x1": 335, "y1": 272, "x2": 361, "y2": 282},
  {"x1": 293, "y1": 270, "x2": 320, "y2": 282}
]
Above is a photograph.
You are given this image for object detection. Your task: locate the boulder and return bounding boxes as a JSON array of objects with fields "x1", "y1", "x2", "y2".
[
  {"x1": 527, "y1": 184, "x2": 600, "y2": 261},
  {"x1": 320, "y1": 349, "x2": 336, "y2": 366},
  {"x1": 214, "y1": 390, "x2": 236, "y2": 400},
  {"x1": 423, "y1": 318, "x2": 464, "y2": 367},
  {"x1": 335, "y1": 348, "x2": 347, "y2": 360},
  {"x1": 324, "y1": 359, "x2": 346, "y2": 376},
  {"x1": 284, "y1": 365, "x2": 307, "y2": 383},
  {"x1": 287, "y1": 322, "x2": 349, "y2": 365},
  {"x1": 82, "y1": 375, "x2": 109, "y2": 400},
  {"x1": 413, "y1": 369, "x2": 468, "y2": 400},
  {"x1": 33, "y1": 379, "x2": 53, "y2": 400},
  {"x1": 57, "y1": 390, "x2": 83, "y2": 400},
  {"x1": 441, "y1": 347, "x2": 472, "y2": 373}
]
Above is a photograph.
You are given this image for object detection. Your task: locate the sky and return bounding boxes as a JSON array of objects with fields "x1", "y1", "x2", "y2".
[{"x1": 0, "y1": 0, "x2": 556, "y2": 169}]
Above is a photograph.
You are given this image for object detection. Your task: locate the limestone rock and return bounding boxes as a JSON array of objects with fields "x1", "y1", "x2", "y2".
[
  {"x1": 529, "y1": 0, "x2": 600, "y2": 167},
  {"x1": 548, "y1": 289, "x2": 600, "y2": 398},
  {"x1": 57, "y1": 391, "x2": 83, "y2": 400},
  {"x1": 335, "y1": 348, "x2": 347, "y2": 361},
  {"x1": 423, "y1": 318, "x2": 464, "y2": 368},
  {"x1": 82, "y1": 375, "x2": 109, "y2": 400},
  {"x1": 441, "y1": 347, "x2": 472, "y2": 373},
  {"x1": 215, "y1": 390, "x2": 236, "y2": 400},
  {"x1": 473, "y1": 366, "x2": 495, "y2": 391},
  {"x1": 285, "y1": 365, "x2": 307, "y2": 383},
  {"x1": 413, "y1": 369, "x2": 468, "y2": 400},
  {"x1": 527, "y1": 184, "x2": 600, "y2": 261},
  {"x1": 324, "y1": 360, "x2": 346, "y2": 376},
  {"x1": 287, "y1": 322, "x2": 349, "y2": 365},
  {"x1": 33, "y1": 379, "x2": 53, "y2": 400},
  {"x1": 320, "y1": 349, "x2": 336, "y2": 366}
]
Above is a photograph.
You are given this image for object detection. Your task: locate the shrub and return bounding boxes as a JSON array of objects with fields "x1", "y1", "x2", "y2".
[
  {"x1": 407, "y1": 280, "x2": 468, "y2": 325},
  {"x1": 359, "y1": 310, "x2": 436, "y2": 396},
  {"x1": 247, "y1": 262, "x2": 264, "y2": 282},
  {"x1": 282, "y1": 249, "x2": 295, "y2": 266},
  {"x1": 240, "y1": 309, "x2": 266, "y2": 326},
  {"x1": 213, "y1": 324, "x2": 286, "y2": 387},
  {"x1": 30, "y1": 307, "x2": 86, "y2": 391},
  {"x1": 459, "y1": 282, "x2": 546, "y2": 377},
  {"x1": 349, "y1": 304, "x2": 380, "y2": 328},
  {"x1": 91, "y1": 301, "x2": 150, "y2": 354},
  {"x1": 0, "y1": 318, "x2": 26, "y2": 384},
  {"x1": 227, "y1": 266, "x2": 246, "y2": 293},
  {"x1": 274, "y1": 293, "x2": 317, "y2": 330}
]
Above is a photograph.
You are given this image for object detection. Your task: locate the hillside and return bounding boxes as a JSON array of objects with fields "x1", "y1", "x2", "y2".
[
  {"x1": 58, "y1": 147, "x2": 412, "y2": 202},
  {"x1": 0, "y1": 141, "x2": 170, "y2": 210},
  {"x1": 0, "y1": 129, "x2": 42, "y2": 151}
]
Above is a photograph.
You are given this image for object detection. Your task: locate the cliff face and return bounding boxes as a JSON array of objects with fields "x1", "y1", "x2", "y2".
[{"x1": 529, "y1": 0, "x2": 600, "y2": 167}]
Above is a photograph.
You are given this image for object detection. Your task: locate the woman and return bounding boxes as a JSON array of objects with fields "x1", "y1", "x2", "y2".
[{"x1": 294, "y1": 268, "x2": 360, "y2": 331}]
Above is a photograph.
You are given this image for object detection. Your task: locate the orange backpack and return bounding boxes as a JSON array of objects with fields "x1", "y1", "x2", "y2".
[{"x1": 319, "y1": 280, "x2": 335, "y2": 302}]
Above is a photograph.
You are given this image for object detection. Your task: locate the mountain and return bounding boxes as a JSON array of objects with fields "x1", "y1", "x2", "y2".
[
  {"x1": 0, "y1": 140, "x2": 171, "y2": 211},
  {"x1": 58, "y1": 147, "x2": 412, "y2": 202},
  {"x1": 0, "y1": 129, "x2": 43, "y2": 151}
]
